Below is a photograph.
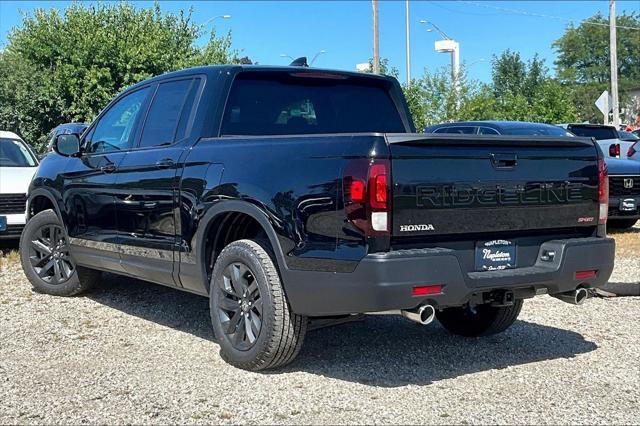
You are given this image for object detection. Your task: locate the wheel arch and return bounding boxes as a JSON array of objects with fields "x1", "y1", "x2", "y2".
[
  {"x1": 27, "y1": 189, "x2": 62, "y2": 221},
  {"x1": 195, "y1": 200, "x2": 290, "y2": 293}
]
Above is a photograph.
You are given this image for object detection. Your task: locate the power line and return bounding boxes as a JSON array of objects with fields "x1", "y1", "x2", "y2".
[{"x1": 462, "y1": 1, "x2": 640, "y2": 30}]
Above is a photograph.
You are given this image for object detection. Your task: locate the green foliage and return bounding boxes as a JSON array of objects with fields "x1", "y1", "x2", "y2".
[
  {"x1": 403, "y1": 52, "x2": 577, "y2": 130},
  {"x1": 553, "y1": 12, "x2": 640, "y2": 122},
  {"x1": 0, "y1": 2, "x2": 238, "y2": 151},
  {"x1": 553, "y1": 12, "x2": 640, "y2": 85}
]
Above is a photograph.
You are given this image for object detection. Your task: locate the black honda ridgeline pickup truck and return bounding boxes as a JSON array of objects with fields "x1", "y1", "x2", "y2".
[{"x1": 21, "y1": 65, "x2": 615, "y2": 370}]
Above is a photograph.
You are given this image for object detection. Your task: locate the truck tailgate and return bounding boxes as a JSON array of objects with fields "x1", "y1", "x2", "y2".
[{"x1": 387, "y1": 134, "x2": 600, "y2": 238}]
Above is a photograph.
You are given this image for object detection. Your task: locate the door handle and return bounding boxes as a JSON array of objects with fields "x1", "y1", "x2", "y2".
[
  {"x1": 155, "y1": 159, "x2": 175, "y2": 169},
  {"x1": 100, "y1": 163, "x2": 116, "y2": 173}
]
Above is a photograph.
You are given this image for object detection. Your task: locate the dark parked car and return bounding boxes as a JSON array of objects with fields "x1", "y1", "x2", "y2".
[
  {"x1": 425, "y1": 121, "x2": 573, "y2": 137},
  {"x1": 21, "y1": 66, "x2": 615, "y2": 370}
]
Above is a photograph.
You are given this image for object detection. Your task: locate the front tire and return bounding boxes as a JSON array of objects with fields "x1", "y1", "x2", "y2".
[
  {"x1": 20, "y1": 209, "x2": 100, "y2": 296},
  {"x1": 436, "y1": 300, "x2": 523, "y2": 337},
  {"x1": 209, "y1": 239, "x2": 307, "y2": 371}
]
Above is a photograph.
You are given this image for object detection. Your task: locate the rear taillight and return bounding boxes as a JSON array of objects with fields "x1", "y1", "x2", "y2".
[
  {"x1": 609, "y1": 144, "x2": 620, "y2": 157},
  {"x1": 598, "y1": 159, "x2": 608, "y2": 225},
  {"x1": 628, "y1": 141, "x2": 638, "y2": 157},
  {"x1": 344, "y1": 159, "x2": 391, "y2": 235}
]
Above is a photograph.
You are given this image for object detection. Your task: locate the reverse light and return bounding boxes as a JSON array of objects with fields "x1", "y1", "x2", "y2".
[
  {"x1": 412, "y1": 284, "x2": 443, "y2": 296},
  {"x1": 575, "y1": 270, "x2": 597, "y2": 280},
  {"x1": 598, "y1": 159, "x2": 608, "y2": 225},
  {"x1": 609, "y1": 144, "x2": 620, "y2": 158}
]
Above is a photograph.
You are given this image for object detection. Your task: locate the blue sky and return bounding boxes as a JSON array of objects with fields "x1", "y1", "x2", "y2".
[{"x1": 0, "y1": 1, "x2": 638, "y2": 84}]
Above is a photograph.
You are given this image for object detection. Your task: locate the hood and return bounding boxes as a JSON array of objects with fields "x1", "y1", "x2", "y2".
[
  {"x1": 0, "y1": 167, "x2": 37, "y2": 194},
  {"x1": 605, "y1": 157, "x2": 640, "y2": 175}
]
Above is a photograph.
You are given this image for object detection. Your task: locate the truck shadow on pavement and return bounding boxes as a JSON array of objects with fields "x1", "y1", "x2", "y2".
[{"x1": 89, "y1": 273, "x2": 598, "y2": 387}]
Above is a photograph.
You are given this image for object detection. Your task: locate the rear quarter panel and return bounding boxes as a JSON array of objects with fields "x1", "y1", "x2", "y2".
[{"x1": 177, "y1": 134, "x2": 387, "y2": 293}]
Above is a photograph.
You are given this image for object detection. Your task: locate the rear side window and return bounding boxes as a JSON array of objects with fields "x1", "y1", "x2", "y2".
[
  {"x1": 220, "y1": 72, "x2": 406, "y2": 136},
  {"x1": 139, "y1": 79, "x2": 194, "y2": 148},
  {"x1": 433, "y1": 126, "x2": 476, "y2": 134},
  {"x1": 478, "y1": 127, "x2": 499, "y2": 135},
  {"x1": 569, "y1": 126, "x2": 618, "y2": 140}
]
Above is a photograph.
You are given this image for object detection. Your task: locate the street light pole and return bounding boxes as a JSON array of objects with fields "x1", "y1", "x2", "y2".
[
  {"x1": 202, "y1": 14, "x2": 231, "y2": 27},
  {"x1": 609, "y1": 0, "x2": 620, "y2": 127},
  {"x1": 420, "y1": 20, "x2": 460, "y2": 84},
  {"x1": 310, "y1": 50, "x2": 327, "y2": 66},
  {"x1": 405, "y1": 0, "x2": 411, "y2": 85},
  {"x1": 372, "y1": 0, "x2": 380, "y2": 73}
]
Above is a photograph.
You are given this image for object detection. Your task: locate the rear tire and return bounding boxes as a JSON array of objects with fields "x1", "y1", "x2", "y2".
[
  {"x1": 209, "y1": 239, "x2": 307, "y2": 371},
  {"x1": 436, "y1": 299, "x2": 523, "y2": 337},
  {"x1": 608, "y1": 219, "x2": 638, "y2": 229},
  {"x1": 20, "y1": 209, "x2": 100, "y2": 296}
]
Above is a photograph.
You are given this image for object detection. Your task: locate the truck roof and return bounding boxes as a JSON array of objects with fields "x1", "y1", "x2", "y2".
[{"x1": 126, "y1": 65, "x2": 397, "y2": 92}]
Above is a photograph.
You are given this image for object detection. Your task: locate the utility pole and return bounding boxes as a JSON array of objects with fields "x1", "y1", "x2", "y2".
[
  {"x1": 405, "y1": 0, "x2": 411, "y2": 85},
  {"x1": 610, "y1": 0, "x2": 620, "y2": 127},
  {"x1": 372, "y1": 0, "x2": 380, "y2": 74}
]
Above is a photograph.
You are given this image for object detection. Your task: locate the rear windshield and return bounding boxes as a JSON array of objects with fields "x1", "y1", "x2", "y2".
[
  {"x1": 569, "y1": 126, "x2": 618, "y2": 140},
  {"x1": 220, "y1": 72, "x2": 406, "y2": 136},
  {"x1": 501, "y1": 126, "x2": 572, "y2": 137},
  {"x1": 0, "y1": 138, "x2": 37, "y2": 167}
]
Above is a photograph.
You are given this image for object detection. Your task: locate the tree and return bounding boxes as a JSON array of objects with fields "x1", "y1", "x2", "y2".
[
  {"x1": 553, "y1": 12, "x2": 640, "y2": 122},
  {"x1": 402, "y1": 51, "x2": 577, "y2": 129},
  {"x1": 553, "y1": 12, "x2": 640, "y2": 85},
  {"x1": 491, "y1": 49, "x2": 527, "y2": 99},
  {"x1": 0, "y1": 2, "x2": 239, "y2": 151},
  {"x1": 490, "y1": 50, "x2": 577, "y2": 123},
  {"x1": 403, "y1": 66, "x2": 496, "y2": 130}
]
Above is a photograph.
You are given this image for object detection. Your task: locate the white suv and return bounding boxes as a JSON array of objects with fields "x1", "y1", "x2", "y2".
[{"x1": 0, "y1": 131, "x2": 39, "y2": 239}]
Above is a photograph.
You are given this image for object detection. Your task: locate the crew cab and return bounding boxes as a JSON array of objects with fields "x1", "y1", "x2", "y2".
[{"x1": 21, "y1": 66, "x2": 615, "y2": 371}]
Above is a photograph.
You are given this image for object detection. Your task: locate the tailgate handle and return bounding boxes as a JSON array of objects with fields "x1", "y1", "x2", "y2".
[{"x1": 490, "y1": 153, "x2": 517, "y2": 169}]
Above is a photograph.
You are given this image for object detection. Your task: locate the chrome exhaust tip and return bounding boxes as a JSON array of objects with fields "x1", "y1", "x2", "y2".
[
  {"x1": 552, "y1": 288, "x2": 589, "y2": 305},
  {"x1": 401, "y1": 304, "x2": 436, "y2": 325}
]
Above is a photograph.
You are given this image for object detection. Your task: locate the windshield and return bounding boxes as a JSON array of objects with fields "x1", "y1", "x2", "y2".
[
  {"x1": 501, "y1": 126, "x2": 573, "y2": 137},
  {"x1": 619, "y1": 131, "x2": 639, "y2": 141},
  {"x1": 0, "y1": 138, "x2": 37, "y2": 167},
  {"x1": 221, "y1": 72, "x2": 406, "y2": 135},
  {"x1": 569, "y1": 126, "x2": 618, "y2": 140}
]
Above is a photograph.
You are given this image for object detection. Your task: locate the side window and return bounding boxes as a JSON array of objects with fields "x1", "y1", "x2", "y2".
[
  {"x1": 478, "y1": 127, "x2": 500, "y2": 135},
  {"x1": 434, "y1": 126, "x2": 476, "y2": 134},
  {"x1": 86, "y1": 87, "x2": 150, "y2": 154},
  {"x1": 139, "y1": 79, "x2": 193, "y2": 148}
]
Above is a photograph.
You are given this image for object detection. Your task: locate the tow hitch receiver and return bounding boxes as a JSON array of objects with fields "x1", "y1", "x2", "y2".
[{"x1": 489, "y1": 290, "x2": 515, "y2": 307}]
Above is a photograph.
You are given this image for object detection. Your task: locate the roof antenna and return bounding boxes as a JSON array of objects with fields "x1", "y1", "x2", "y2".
[{"x1": 289, "y1": 57, "x2": 309, "y2": 67}]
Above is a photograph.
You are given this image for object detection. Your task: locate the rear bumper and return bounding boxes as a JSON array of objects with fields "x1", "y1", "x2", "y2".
[{"x1": 284, "y1": 237, "x2": 615, "y2": 316}]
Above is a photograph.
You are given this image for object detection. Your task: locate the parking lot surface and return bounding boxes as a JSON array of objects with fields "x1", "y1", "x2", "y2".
[{"x1": 0, "y1": 226, "x2": 638, "y2": 424}]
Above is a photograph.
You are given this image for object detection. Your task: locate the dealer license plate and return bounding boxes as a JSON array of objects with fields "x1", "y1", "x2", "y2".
[{"x1": 475, "y1": 239, "x2": 516, "y2": 271}]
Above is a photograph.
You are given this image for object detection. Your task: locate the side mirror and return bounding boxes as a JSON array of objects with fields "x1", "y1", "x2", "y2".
[{"x1": 54, "y1": 134, "x2": 81, "y2": 157}]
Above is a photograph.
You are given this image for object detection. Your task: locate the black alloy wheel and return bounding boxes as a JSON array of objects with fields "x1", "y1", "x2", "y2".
[
  {"x1": 28, "y1": 223, "x2": 75, "y2": 284},
  {"x1": 217, "y1": 261, "x2": 264, "y2": 351}
]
